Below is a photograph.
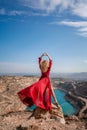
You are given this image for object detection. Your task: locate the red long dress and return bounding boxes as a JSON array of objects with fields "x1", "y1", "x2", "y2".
[{"x1": 17, "y1": 57, "x2": 52, "y2": 110}]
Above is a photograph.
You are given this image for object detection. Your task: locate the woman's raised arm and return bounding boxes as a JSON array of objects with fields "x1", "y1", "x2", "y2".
[{"x1": 44, "y1": 52, "x2": 52, "y2": 60}]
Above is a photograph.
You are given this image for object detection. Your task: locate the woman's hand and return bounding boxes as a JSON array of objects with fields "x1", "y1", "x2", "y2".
[
  {"x1": 40, "y1": 52, "x2": 52, "y2": 60},
  {"x1": 43, "y1": 52, "x2": 47, "y2": 56},
  {"x1": 40, "y1": 52, "x2": 47, "y2": 57},
  {"x1": 45, "y1": 52, "x2": 52, "y2": 60},
  {"x1": 40, "y1": 53, "x2": 45, "y2": 57}
]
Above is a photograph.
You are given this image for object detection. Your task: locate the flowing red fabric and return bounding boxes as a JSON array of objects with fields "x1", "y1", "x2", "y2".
[{"x1": 17, "y1": 57, "x2": 52, "y2": 110}]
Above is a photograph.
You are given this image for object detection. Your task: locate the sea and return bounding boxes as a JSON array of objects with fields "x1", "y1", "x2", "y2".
[{"x1": 26, "y1": 89, "x2": 75, "y2": 116}]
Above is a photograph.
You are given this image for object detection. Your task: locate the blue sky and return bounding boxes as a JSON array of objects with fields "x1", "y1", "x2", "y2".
[{"x1": 0, "y1": 0, "x2": 87, "y2": 74}]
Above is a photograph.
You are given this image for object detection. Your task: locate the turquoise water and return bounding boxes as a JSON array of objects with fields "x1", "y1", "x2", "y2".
[
  {"x1": 26, "y1": 89, "x2": 75, "y2": 116},
  {"x1": 53, "y1": 89, "x2": 75, "y2": 116}
]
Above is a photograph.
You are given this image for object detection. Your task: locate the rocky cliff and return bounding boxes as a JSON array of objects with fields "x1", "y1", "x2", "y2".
[{"x1": 0, "y1": 76, "x2": 87, "y2": 130}]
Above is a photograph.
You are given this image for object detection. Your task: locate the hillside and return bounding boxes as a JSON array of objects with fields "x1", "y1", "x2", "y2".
[{"x1": 0, "y1": 76, "x2": 87, "y2": 130}]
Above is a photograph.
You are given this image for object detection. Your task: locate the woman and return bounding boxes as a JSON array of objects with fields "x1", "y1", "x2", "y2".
[{"x1": 17, "y1": 52, "x2": 59, "y2": 110}]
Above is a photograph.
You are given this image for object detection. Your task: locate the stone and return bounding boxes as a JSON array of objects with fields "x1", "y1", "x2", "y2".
[
  {"x1": 32, "y1": 107, "x2": 50, "y2": 119},
  {"x1": 16, "y1": 125, "x2": 28, "y2": 130},
  {"x1": 32, "y1": 103, "x2": 65, "y2": 124}
]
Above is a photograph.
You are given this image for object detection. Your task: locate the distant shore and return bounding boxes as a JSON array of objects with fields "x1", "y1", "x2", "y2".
[
  {"x1": 55, "y1": 87, "x2": 80, "y2": 115},
  {"x1": 52, "y1": 80, "x2": 87, "y2": 118}
]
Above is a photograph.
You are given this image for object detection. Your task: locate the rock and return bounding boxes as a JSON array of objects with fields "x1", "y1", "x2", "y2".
[
  {"x1": 16, "y1": 125, "x2": 42, "y2": 130},
  {"x1": 32, "y1": 103, "x2": 65, "y2": 124},
  {"x1": 51, "y1": 127, "x2": 57, "y2": 130},
  {"x1": 51, "y1": 103, "x2": 64, "y2": 118},
  {"x1": 66, "y1": 115, "x2": 79, "y2": 121},
  {"x1": 16, "y1": 125, "x2": 28, "y2": 130},
  {"x1": 32, "y1": 107, "x2": 50, "y2": 119},
  {"x1": 29, "y1": 125, "x2": 42, "y2": 130},
  {"x1": 0, "y1": 84, "x2": 7, "y2": 93},
  {"x1": 0, "y1": 76, "x2": 38, "y2": 116},
  {"x1": 50, "y1": 104, "x2": 65, "y2": 124}
]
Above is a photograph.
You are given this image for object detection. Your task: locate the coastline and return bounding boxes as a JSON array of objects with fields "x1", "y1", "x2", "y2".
[
  {"x1": 53, "y1": 83, "x2": 87, "y2": 118},
  {"x1": 54, "y1": 87, "x2": 80, "y2": 115}
]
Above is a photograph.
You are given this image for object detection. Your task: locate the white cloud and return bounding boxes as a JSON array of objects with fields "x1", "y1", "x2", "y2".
[
  {"x1": 0, "y1": 7, "x2": 48, "y2": 16},
  {"x1": 71, "y1": 1, "x2": 87, "y2": 18},
  {"x1": 78, "y1": 27, "x2": 87, "y2": 32},
  {"x1": 77, "y1": 32, "x2": 87, "y2": 38},
  {"x1": 8, "y1": 10, "x2": 27, "y2": 16},
  {"x1": 1, "y1": 0, "x2": 87, "y2": 18},
  {"x1": 19, "y1": 0, "x2": 87, "y2": 18},
  {"x1": 53, "y1": 20, "x2": 87, "y2": 37},
  {"x1": 58, "y1": 21, "x2": 87, "y2": 27},
  {"x1": 0, "y1": 8, "x2": 27, "y2": 16},
  {"x1": 20, "y1": 0, "x2": 74, "y2": 13},
  {"x1": 20, "y1": 0, "x2": 58, "y2": 11}
]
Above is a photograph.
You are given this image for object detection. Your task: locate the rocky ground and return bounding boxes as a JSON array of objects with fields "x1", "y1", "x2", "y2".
[
  {"x1": 0, "y1": 111, "x2": 87, "y2": 130},
  {"x1": 0, "y1": 76, "x2": 87, "y2": 130}
]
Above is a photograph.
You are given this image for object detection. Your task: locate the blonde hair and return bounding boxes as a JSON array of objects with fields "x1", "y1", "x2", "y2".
[{"x1": 40, "y1": 60, "x2": 49, "y2": 73}]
